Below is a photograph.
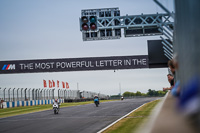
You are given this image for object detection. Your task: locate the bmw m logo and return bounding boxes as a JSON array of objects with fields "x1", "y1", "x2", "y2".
[{"x1": 2, "y1": 64, "x2": 16, "y2": 70}]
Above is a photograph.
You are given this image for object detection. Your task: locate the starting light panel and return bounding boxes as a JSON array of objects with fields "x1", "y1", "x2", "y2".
[
  {"x1": 80, "y1": 8, "x2": 121, "y2": 41},
  {"x1": 79, "y1": 8, "x2": 173, "y2": 41},
  {"x1": 80, "y1": 16, "x2": 97, "y2": 31}
]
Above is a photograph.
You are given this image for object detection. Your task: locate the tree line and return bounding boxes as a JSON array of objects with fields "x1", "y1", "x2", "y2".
[{"x1": 122, "y1": 89, "x2": 167, "y2": 97}]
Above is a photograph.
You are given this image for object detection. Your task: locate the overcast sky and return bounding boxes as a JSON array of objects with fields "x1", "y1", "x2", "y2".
[{"x1": 0, "y1": 0, "x2": 174, "y2": 95}]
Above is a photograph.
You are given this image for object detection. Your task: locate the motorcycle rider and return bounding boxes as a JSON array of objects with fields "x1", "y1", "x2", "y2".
[
  {"x1": 53, "y1": 99, "x2": 60, "y2": 109},
  {"x1": 121, "y1": 96, "x2": 124, "y2": 100},
  {"x1": 94, "y1": 95, "x2": 99, "y2": 104}
]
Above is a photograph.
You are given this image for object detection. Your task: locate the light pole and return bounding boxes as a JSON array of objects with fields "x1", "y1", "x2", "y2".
[{"x1": 119, "y1": 83, "x2": 121, "y2": 96}]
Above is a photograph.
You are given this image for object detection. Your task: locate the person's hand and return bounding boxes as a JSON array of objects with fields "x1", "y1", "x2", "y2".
[{"x1": 163, "y1": 87, "x2": 167, "y2": 91}]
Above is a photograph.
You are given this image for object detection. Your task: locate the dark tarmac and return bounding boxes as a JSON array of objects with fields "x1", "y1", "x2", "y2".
[{"x1": 0, "y1": 98, "x2": 158, "y2": 133}]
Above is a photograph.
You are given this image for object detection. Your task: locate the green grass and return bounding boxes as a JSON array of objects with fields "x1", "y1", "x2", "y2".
[
  {"x1": 0, "y1": 100, "x2": 115, "y2": 118},
  {"x1": 103, "y1": 100, "x2": 160, "y2": 133}
]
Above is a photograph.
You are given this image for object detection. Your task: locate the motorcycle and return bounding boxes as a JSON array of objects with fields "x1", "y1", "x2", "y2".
[
  {"x1": 94, "y1": 98, "x2": 99, "y2": 107},
  {"x1": 121, "y1": 96, "x2": 124, "y2": 100},
  {"x1": 53, "y1": 103, "x2": 59, "y2": 114}
]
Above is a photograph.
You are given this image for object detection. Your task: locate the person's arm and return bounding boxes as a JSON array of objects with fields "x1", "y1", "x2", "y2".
[{"x1": 163, "y1": 86, "x2": 174, "y2": 91}]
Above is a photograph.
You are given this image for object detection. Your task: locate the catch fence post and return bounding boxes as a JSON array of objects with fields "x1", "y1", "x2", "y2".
[
  {"x1": 21, "y1": 88, "x2": 23, "y2": 101},
  {"x1": 17, "y1": 88, "x2": 20, "y2": 101},
  {"x1": 25, "y1": 88, "x2": 27, "y2": 101},
  {"x1": 3, "y1": 88, "x2": 6, "y2": 101},
  {"x1": 13, "y1": 88, "x2": 16, "y2": 101}
]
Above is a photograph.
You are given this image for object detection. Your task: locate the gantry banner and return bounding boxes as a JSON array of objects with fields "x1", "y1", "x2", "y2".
[{"x1": 0, "y1": 55, "x2": 149, "y2": 74}]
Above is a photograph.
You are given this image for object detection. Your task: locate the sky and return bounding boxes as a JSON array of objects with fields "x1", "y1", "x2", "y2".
[{"x1": 0, "y1": 0, "x2": 174, "y2": 96}]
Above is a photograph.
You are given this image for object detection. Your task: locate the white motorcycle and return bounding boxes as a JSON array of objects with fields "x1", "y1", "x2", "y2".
[{"x1": 53, "y1": 103, "x2": 59, "y2": 114}]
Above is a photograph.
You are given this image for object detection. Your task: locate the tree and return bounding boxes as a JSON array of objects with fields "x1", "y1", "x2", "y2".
[
  {"x1": 123, "y1": 91, "x2": 131, "y2": 97},
  {"x1": 123, "y1": 91, "x2": 136, "y2": 97},
  {"x1": 147, "y1": 89, "x2": 154, "y2": 96},
  {"x1": 135, "y1": 91, "x2": 142, "y2": 96},
  {"x1": 123, "y1": 89, "x2": 167, "y2": 97},
  {"x1": 147, "y1": 89, "x2": 167, "y2": 96},
  {"x1": 141, "y1": 93, "x2": 147, "y2": 96}
]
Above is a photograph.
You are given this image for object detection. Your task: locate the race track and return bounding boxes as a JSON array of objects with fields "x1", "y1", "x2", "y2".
[{"x1": 0, "y1": 98, "x2": 158, "y2": 133}]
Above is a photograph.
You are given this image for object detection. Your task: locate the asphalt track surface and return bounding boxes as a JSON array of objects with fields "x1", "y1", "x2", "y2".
[{"x1": 0, "y1": 98, "x2": 159, "y2": 133}]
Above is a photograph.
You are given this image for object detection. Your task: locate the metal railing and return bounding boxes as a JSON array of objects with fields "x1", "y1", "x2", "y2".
[
  {"x1": 0, "y1": 87, "x2": 108, "y2": 102},
  {"x1": 0, "y1": 88, "x2": 55, "y2": 102}
]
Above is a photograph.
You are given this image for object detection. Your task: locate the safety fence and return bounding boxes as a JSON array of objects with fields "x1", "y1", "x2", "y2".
[
  {"x1": 0, "y1": 87, "x2": 108, "y2": 102},
  {"x1": 0, "y1": 99, "x2": 64, "y2": 109},
  {"x1": 0, "y1": 87, "x2": 108, "y2": 108},
  {"x1": 0, "y1": 87, "x2": 55, "y2": 102}
]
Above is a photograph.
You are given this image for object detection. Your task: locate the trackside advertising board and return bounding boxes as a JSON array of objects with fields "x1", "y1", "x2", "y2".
[{"x1": 0, "y1": 55, "x2": 149, "y2": 74}]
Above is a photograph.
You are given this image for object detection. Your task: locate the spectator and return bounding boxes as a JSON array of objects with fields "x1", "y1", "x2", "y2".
[
  {"x1": 168, "y1": 60, "x2": 176, "y2": 75},
  {"x1": 171, "y1": 80, "x2": 180, "y2": 97},
  {"x1": 163, "y1": 74, "x2": 174, "y2": 91},
  {"x1": 170, "y1": 54, "x2": 181, "y2": 97}
]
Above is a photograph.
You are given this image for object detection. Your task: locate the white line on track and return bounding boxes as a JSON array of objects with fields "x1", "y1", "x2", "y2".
[{"x1": 97, "y1": 102, "x2": 148, "y2": 133}]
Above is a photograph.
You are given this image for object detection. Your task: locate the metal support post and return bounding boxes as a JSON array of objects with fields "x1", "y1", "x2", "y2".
[
  {"x1": 3, "y1": 88, "x2": 6, "y2": 101},
  {"x1": 25, "y1": 88, "x2": 27, "y2": 101},
  {"x1": 8, "y1": 88, "x2": 11, "y2": 102},
  {"x1": 153, "y1": 0, "x2": 174, "y2": 18},
  {"x1": 21, "y1": 88, "x2": 23, "y2": 101},
  {"x1": 13, "y1": 88, "x2": 16, "y2": 101}
]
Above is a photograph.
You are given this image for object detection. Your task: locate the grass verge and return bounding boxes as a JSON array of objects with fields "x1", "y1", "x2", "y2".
[
  {"x1": 103, "y1": 100, "x2": 160, "y2": 133},
  {"x1": 0, "y1": 100, "x2": 115, "y2": 118}
]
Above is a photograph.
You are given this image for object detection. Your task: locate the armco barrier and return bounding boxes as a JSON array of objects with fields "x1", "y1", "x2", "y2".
[{"x1": 1, "y1": 99, "x2": 64, "y2": 109}]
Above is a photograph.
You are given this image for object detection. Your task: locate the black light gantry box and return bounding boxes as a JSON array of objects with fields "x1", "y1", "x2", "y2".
[{"x1": 148, "y1": 40, "x2": 169, "y2": 68}]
